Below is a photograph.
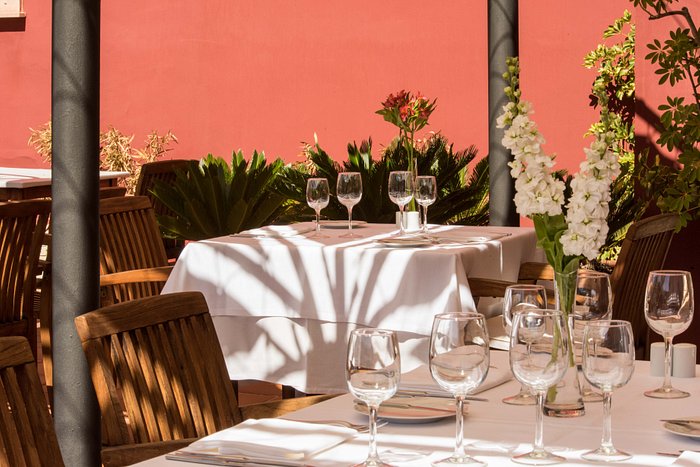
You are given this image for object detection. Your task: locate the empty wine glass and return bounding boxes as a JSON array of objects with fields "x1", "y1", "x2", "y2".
[
  {"x1": 415, "y1": 175, "x2": 436, "y2": 234},
  {"x1": 573, "y1": 270, "x2": 613, "y2": 403},
  {"x1": 581, "y1": 320, "x2": 635, "y2": 462},
  {"x1": 429, "y1": 312, "x2": 490, "y2": 466},
  {"x1": 337, "y1": 172, "x2": 363, "y2": 238},
  {"x1": 501, "y1": 284, "x2": 547, "y2": 406},
  {"x1": 644, "y1": 270, "x2": 694, "y2": 399},
  {"x1": 388, "y1": 171, "x2": 414, "y2": 236},
  {"x1": 509, "y1": 309, "x2": 569, "y2": 465},
  {"x1": 347, "y1": 328, "x2": 401, "y2": 467},
  {"x1": 306, "y1": 178, "x2": 329, "y2": 238}
]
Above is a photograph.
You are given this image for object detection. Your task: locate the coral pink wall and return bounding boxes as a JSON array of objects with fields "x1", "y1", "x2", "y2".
[{"x1": 2, "y1": 0, "x2": 639, "y2": 170}]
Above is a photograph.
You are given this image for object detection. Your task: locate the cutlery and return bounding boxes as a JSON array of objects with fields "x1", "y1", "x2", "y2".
[
  {"x1": 284, "y1": 419, "x2": 386, "y2": 432},
  {"x1": 395, "y1": 390, "x2": 488, "y2": 402},
  {"x1": 166, "y1": 450, "x2": 314, "y2": 466},
  {"x1": 661, "y1": 419, "x2": 700, "y2": 425},
  {"x1": 380, "y1": 401, "x2": 458, "y2": 414},
  {"x1": 656, "y1": 450, "x2": 700, "y2": 457}
]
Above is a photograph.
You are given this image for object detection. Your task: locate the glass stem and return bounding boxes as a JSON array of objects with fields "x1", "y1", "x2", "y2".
[
  {"x1": 348, "y1": 207, "x2": 353, "y2": 233},
  {"x1": 601, "y1": 391, "x2": 614, "y2": 451},
  {"x1": 367, "y1": 404, "x2": 380, "y2": 462},
  {"x1": 534, "y1": 391, "x2": 545, "y2": 455},
  {"x1": 398, "y1": 205, "x2": 405, "y2": 235},
  {"x1": 315, "y1": 209, "x2": 321, "y2": 234},
  {"x1": 454, "y1": 396, "x2": 466, "y2": 459},
  {"x1": 422, "y1": 205, "x2": 428, "y2": 233},
  {"x1": 663, "y1": 336, "x2": 674, "y2": 391}
]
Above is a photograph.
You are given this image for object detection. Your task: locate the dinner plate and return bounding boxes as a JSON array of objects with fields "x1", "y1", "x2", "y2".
[
  {"x1": 319, "y1": 220, "x2": 367, "y2": 229},
  {"x1": 353, "y1": 396, "x2": 461, "y2": 423},
  {"x1": 663, "y1": 419, "x2": 700, "y2": 438},
  {"x1": 376, "y1": 237, "x2": 434, "y2": 248}
]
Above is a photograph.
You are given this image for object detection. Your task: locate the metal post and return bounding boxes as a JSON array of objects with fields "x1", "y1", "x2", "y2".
[
  {"x1": 488, "y1": 0, "x2": 519, "y2": 226},
  {"x1": 52, "y1": 0, "x2": 101, "y2": 464}
]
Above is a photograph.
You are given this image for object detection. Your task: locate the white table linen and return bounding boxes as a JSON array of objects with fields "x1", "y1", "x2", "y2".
[
  {"x1": 0, "y1": 166, "x2": 129, "y2": 188},
  {"x1": 134, "y1": 350, "x2": 700, "y2": 467},
  {"x1": 162, "y1": 223, "x2": 542, "y2": 393}
]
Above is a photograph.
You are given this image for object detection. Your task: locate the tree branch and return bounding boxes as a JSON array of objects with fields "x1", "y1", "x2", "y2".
[{"x1": 648, "y1": 7, "x2": 699, "y2": 44}]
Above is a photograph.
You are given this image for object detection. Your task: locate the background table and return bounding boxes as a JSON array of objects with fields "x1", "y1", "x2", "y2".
[
  {"x1": 0, "y1": 167, "x2": 129, "y2": 200},
  {"x1": 162, "y1": 223, "x2": 542, "y2": 393},
  {"x1": 134, "y1": 350, "x2": 700, "y2": 467}
]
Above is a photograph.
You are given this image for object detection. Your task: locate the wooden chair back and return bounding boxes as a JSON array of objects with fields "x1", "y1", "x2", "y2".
[
  {"x1": 99, "y1": 196, "x2": 169, "y2": 305},
  {"x1": 0, "y1": 336, "x2": 64, "y2": 467},
  {"x1": 610, "y1": 213, "x2": 678, "y2": 358},
  {"x1": 74, "y1": 292, "x2": 242, "y2": 452},
  {"x1": 0, "y1": 200, "x2": 50, "y2": 358},
  {"x1": 135, "y1": 160, "x2": 193, "y2": 260}
]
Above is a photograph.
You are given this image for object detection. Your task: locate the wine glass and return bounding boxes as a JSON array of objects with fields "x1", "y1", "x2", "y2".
[
  {"x1": 429, "y1": 312, "x2": 490, "y2": 467},
  {"x1": 501, "y1": 284, "x2": 547, "y2": 406},
  {"x1": 306, "y1": 178, "x2": 329, "y2": 238},
  {"x1": 337, "y1": 172, "x2": 363, "y2": 238},
  {"x1": 347, "y1": 328, "x2": 401, "y2": 467},
  {"x1": 509, "y1": 309, "x2": 569, "y2": 465},
  {"x1": 581, "y1": 320, "x2": 635, "y2": 462},
  {"x1": 415, "y1": 175, "x2": 437, "y2": 234},
  {"x1": 388, "y1": 171, "x2": 414, "y2": 236},
  {"x1": 644, "y1": 270, "x2": 694, "y2": 399},
  {"x1": 572, "y1": 270, "x2": 613, "y2": 403}
]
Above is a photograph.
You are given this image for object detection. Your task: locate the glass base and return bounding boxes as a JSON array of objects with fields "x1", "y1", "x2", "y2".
[
  {"x1": 340, "y1": 231, "x2": 364, "y2": 238},
  {"x1": 431, "y1": 454, "x2": 487, "y2": 466},
  {"x1": 353, "y1": 461, "x2": 396, "y2": 467},
  {"x1": 543, "y1": 403, "x2": 585, "y2": 418},
  {"x1": 512, "y1": 449, "x2": 565, "y2": 465},
  {"x1": 503, "y1": 391, "x2": 537, "y2": 406},
  {"x1": 582, "y1": 388, "x2": 604, "y2": 403},
  {"x1": 644, "y1": 386, "x2": 690, "y2": 399},
  {"x1": 581, "y1": 446, "x2": 632, "y2": 462}
]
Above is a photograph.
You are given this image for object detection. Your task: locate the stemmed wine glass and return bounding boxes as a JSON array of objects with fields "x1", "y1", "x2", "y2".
[
  {"x1": 388, "y1": 171, "x2": 414, "y2": 236},
  {"x1": 644, "y1": 270, "x2": 694, "y2": 399},
  {"x1": 429, "y1": 312, "x2": 490, "y2": 467},
  {"x1": 415, "y1": 175, "x2": 437, "y2": 235},
  {"x1": 337, "y1": 172, "x2": 363, "y2": 238},
  {"x1": 501, "y1": 284, "x2": 547, "y2": 406},
  {"x1": 306, "y1": 178, "x2": 330, "y2": 238},
  {"x1": 347, "y1": 328, "x2": 401, "y2": 467},
  {"x1": 572, "y1": 270, "x2": 613, "y2": 403},
  {"x1": 509, "y1": 309, "x2": 569, "y2": 465},
  {"x1": 581, "y1": 320, "x2": 635, "y2": 462}
]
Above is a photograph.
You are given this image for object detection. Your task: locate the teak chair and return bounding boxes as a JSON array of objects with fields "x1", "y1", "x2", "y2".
[
  {"x1": 74, "y1": 291, "x2": 334, "y2": 467},
  {"x1": 98, "y1": 196, "x2": 173, "y2": 307},
  {"x1": 0, "y1": 200, "x2": 51, "y2": 360},
  {"x1": 0, "y1": 336, "x2": 64, "y2": 467},
  {"x1": 135, "y1": 160, "x2": 194, "y2": 260}
]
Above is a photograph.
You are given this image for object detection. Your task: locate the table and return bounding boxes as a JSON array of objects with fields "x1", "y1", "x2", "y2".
[
  {"x1": 162, "y1": 223, "x2": 543, "y2": 393},
  {"x1": 0, "y1": 167, "x2": 129, "y2": 200},
  {"x1": 134, "y1": 350, "x2": 700, "y2": 466}
]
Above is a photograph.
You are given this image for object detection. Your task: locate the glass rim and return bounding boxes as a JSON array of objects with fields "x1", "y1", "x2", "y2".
[
  {"x1": 505, "y1": 284, "x2": 546, "y2": 291},
  {"x1": 433, "y1": 311, "x2": 484, "y2": 321},
  {"x1": 510, "y1": 307, "x2": 562, "y2": 317},
  {"x1": 351, "y1": 328, "x2": 396, "y2": 337},
  {"x1": 415, "y1": 175, "x2": 436, "y2": 180},
  {"x1": 388, "y1": 170, "x2": 412, "y2": 175},
  {"x1": 337, "y1": 171, "x2": 360, "y2": 176},
  {"x1": 583, "y1": 319, "x2": 631, "y2": 328},
  {"x1": 307, "y1": 177, "x2": 328, "y2": 182},
  {"x1": 576, "y1": 269, "x2": 610, "y2": 278},
  {"x1": 649, "y1": 269, "x2": 692, "y2": 276}
]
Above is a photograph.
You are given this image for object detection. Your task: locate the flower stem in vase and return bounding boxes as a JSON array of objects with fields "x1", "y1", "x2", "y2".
[{"x1": 544, "y1": 269, "x2": 586, "y2": 418}]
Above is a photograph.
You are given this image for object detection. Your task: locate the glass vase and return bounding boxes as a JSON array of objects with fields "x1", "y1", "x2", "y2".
[{"x1": 544, "y1": 269, "x2": 586, "y2": 417}]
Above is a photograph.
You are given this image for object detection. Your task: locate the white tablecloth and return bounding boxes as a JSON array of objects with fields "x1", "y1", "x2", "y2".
[
  {"x1": 134, "y1": 351, "x2": 700, "y2": 467},
  {"x1": 162, "y1": 223, "x2": 543, "y2": 392},
  {"x1": 0, "y1": 167, "x2": 129, "y2": 188}
]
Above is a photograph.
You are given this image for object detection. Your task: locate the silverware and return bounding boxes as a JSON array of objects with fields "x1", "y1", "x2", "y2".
[
  {"x1": 166, "y1": 450, "x2": 313, "y2": 466},
  {"x1": 380, "y1": 401, "x2": 457, "y2": 414},
  {"x1": 661, "y1": 419, "x2": 700, "y2": 425},
  {"x1": 284, "y1": 418, "x2": 386, "y2": 433},
  {"x1": 395, "y1": 390, "x2": 488, "y2": 402}
]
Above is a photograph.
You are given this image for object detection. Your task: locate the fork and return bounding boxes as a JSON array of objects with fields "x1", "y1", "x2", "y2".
[{"x1": 286, "y1": 419, "x2": 387, "y2": 433}]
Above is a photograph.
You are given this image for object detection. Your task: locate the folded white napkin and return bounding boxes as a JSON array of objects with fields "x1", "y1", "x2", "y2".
[
  {"x1": 185, "y1": 418, "x2": 356, "y2": 461},
  {"x1": 399, "y1": 361, "x2": 512, "y2": 395},
  {"x1": 673, "y1": 450, "x2": 700, "y2": 466},
  {"x1": 236, "y1": 224, "x2": 315, "y2": 238}
]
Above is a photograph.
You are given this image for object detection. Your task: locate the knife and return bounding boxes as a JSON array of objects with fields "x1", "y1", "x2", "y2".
[
  {"x1": 395, "y1": 390, "x2": 488, "y2": 402},
  {"x1": 380, "y1": 401, "x2": 458, "y2": 414},
  {"x1": 166, "y1": 450, "x2": 314, "y2": 467}
]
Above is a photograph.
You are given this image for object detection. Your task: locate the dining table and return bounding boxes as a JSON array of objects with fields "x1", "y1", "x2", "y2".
[
  {"x1": 162, "y1": 222, "x2": 543, "y2": 393},
  {"x1": 0, "y1": 166, "x2": 129, "y2": 200},
  {"x1": 133, "y1": 349, "x2": 700, "y2": 466}
]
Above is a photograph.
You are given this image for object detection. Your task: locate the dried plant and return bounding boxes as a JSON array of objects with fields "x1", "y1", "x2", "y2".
[{"x1": 28, "y1": 122, "x2": 52, "y2": 163}]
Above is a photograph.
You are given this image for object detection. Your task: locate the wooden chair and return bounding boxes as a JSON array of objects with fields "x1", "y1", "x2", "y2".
[
  {"x1": 135, "y1": 160, "x2": 194, "y2": 260},
  {"x1": 475, "y1": 213, "x2": 678, "y2": 359},
  {"x1": 0, "y1": 200, "x2": 51, "y2": 360},
  {"x1": 0, "y1": 336, "x2": 64, "y2": 467},
  {"x1": 98, "y1": 196, "x2": 173, "y2": 307},
  {"x1": 74, "y1": 291, "x2": 335, "y2": 467}
]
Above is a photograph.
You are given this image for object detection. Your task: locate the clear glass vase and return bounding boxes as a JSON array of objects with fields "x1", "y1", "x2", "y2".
[{"x1": 544, "y1": 269, "x2": 586, "y2": 417}]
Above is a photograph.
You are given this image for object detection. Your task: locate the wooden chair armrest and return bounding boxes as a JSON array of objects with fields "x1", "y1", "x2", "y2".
[
  {"x1": 99, "y1": 266, "x2": 173, "y2": 287},
  {"x1": 468, "y1": 277, "x2": 515, "y2": 299},
  {"x1": 240, "y1": 394, "x2": 339, "y2": 420},
  {"x1": 517, "y1": 262, "x2": 554, "y2": 282},
  {"x1": 101, "y1": 438, "x2": 197, "y2": 467}
]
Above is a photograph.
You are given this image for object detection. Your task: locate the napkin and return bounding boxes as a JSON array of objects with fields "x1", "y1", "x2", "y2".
[
  {"x1": 673, "y1": 451, "x2": 700, "y2": 466},
  {"x1": 432, "y1": 231, "x2": 510, "y2": 244},
  {"x1": 399, "y1": 361, "x2": 512, "y2": 396},
  {"x1": 235, "y1": 224, "x2": 315, "y2": 238},
  {"x1": 184, "y1": 418, "x2": 356, "y2": 461}
]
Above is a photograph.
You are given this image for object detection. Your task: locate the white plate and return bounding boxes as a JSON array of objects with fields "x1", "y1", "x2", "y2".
[
  {"x1": 353, "y1": 396, "x2": 461, "y2": 423},
  {"x1": 320, "y1": 220, "x2": 367, "y2": 229},
  {"x1": 663, "y1": 420, "x2": 700, "y2": 438},
  {"x1": 376, "y1": 237, "x2": 434, "y2": 248}
]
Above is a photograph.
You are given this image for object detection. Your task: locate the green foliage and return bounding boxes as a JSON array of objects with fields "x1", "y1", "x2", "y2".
[
  {"x1": 151, "y1": 151, "x2": 290, "y2": 240},
  {"x1": 276, "y1": 134, "x2": 489, "y2": 226},
  {"x1": 633, "y1": 0, "x2": 700, "y2": 229}
]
